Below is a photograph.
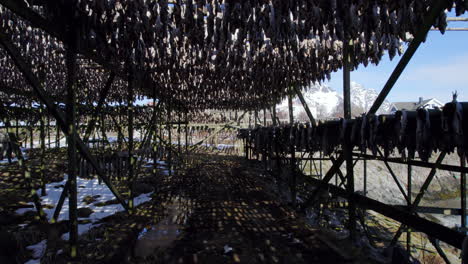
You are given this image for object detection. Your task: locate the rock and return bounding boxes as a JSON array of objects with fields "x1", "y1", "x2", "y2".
[
  {"x1": 135, "y1": 183, "x2": 153, "y2": 195},
  {"x1": 82, "y1": 195, "x2": 100, "y2": 205},
  {"x1": 94, "y1": 199, "x2": 120, "y2": 207},
  {"x1": 77, "y1": 207, "x2": 94, "y2": 218}
]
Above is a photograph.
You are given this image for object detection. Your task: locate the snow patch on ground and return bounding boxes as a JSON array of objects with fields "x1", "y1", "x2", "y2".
[
  {"x1": 18, "y1": 174, "x2": 153, "y2": 261},
  {"x1": 16, "y1": 176, "x2": 153, "y2": 222},
  {"x1": 24, "y1": 239, "x2": 47, "y2": 262}
]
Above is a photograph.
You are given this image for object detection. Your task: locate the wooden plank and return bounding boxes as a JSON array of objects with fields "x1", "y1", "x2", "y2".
[
  {"x1": 393, "y1": 205, "x2": 462, "y2": 215},
  {"x1": 351, "y1": 152, "x2": 468, "y2": 174}
]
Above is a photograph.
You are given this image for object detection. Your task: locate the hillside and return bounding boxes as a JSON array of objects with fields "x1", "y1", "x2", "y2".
[{"x1": 277, "y1": 82, "x2": 394, "y2": 121}]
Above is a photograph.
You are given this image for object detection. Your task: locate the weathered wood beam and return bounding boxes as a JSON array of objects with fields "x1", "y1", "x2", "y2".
[
  {"x1": 377, "y1": 148, "x2": 410, "y2": 204},
  {"x1": 83, "y1": 72, "x2": 115, "y2": 142},
  {"x1": 299, "y1": 155, "x2": 345, "y2": 212},
  {"x1": 8, "y1": 132, "x2": 47, "y2": 222},
  {"x1": 343, "y1": 42, "x2": 356, "y2": 239},
  {"x1": 52, "y1": 180, "x2": 70, "y2": 222},
  {"x1": 461, "y1": 154, "x2": 467, "y2": 232},
  {"x1": 393, "y1": 205, "x2": 462, "y2": 216},
  {"x1": 390, "y1": 152, "x2": 447, "y2": 246},
  {"x1": 65, "y1": 40, "x2": 79, "y2": 257},
  {"x1": 351, "y1": 152, "x2": 468, "y2": 174},
  {"x1": 127, "y1": 67, "x2": 135, "y2": 211},
  {"x1": 288, "y1": 88, "x2": 294, "y2": 124},
  {"x1": 293, "y1": 85, "x2": 316, "y2": 125},
  {"x1": 0, "y1": 30, "x2": 129, "y2": 212},
  {"x1": 304, "y1": 176, "x2": 464, "y2": 249},
  {"x1": 0, "y1": 0, "x2": 65, "y2": 40}
]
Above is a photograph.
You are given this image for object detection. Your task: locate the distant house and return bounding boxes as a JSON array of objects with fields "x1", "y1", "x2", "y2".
[{"x1": 391, "y1": 97, "x2": 444, "y2": 112}]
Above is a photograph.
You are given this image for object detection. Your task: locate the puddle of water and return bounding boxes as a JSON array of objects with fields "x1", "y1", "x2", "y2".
[{"x1": 134, "y1": 197, "x2": 190, "y2": 258}]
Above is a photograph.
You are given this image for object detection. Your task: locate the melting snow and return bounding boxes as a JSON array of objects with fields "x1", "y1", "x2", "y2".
[
  {"x1": 25, "y1": 239, "x2": 47, "y2": 262},
  {"x1": 17, "y1": 175, "x2": 153, "y2": 242}
]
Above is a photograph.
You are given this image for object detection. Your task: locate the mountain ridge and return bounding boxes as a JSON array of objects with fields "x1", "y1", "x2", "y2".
[{"x1": 277, "y1": 82, "x2": 393, "y2": 121}]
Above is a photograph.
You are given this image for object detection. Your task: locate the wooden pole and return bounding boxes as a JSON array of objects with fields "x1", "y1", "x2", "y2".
[
  {"x1": 178, "y1": 109, "x2": 181, "y2": 156},
  {"x1": 65, "y1": 34, "x2": 79, "y2": 259},
  {"x1": 0, "y1": 30, "x2": 129, "y2": 211},
  {"x1": 288, "y1": 87, "x2": 296, "y2": 206},
  {"x1": 390, "y1": 152, "x2": 447, "y2": 245},
  {"x1": 29, "y1": 120, "x2": 33, "y2": 149},
  {"x1": 272, "y1": 105, "x2": 277, "y2": 126},
  {"x1": 288, "y1": 91, "x2": 294, "y2": 125},
  {"x1": 83, "y1": 73, "x2": 115, "y2": 143},
  {"x1": 363, "y1": 150, "x2": 367, "y2": 194},
  {"x1": 293, "y1": 85, "x2": 316, "y2": 125},
  {"x1": 407, "y1": 163, "x2": 412, "y2": 253},
  {"x1": 56, "y1": 121, "x2": 60, "y2": 148},
  {"x1": 461, "y1": 154, "x2": 466, "y2": 233},
  {"x1": 367, "y1": 0, "x2": 450, "y2": 115},
  {"x1": 47, "y1": 114, "x2": 51, "y2": 147},
  {"x1": 39, "y1": 106, "x2": 46, "y2": 196},
  {"x1": 343, "y1": 43, "x2": 356, "y2": 240},
  {"x1": 168, "y1": 102, "x2": 172, "y2": 175},
  {"x1": 185, "y1": 110, "x2": 188, "y2": 155},
  {"x1": 127, "y1": 66, "x2": 135, "y2": 211}
]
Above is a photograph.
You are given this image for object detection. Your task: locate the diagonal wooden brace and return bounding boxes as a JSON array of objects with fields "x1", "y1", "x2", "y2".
[{"x1": 0, "y1": 31, "x2": 129, "y2": 212}]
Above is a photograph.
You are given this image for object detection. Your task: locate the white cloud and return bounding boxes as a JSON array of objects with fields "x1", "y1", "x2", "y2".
[{"x1": 404, "y1": 54, "x2": 468, "y2": 84}]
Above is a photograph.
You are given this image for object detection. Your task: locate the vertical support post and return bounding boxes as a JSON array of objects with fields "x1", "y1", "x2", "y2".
[
  {"x1": 56, "y1": 121, "x2": 60, "y2": 148},
  {"x1": 167, "y1": 102, "x2": 172, "y2": 175},
  {"x1": 320, "y1": 151, "x2": 323, "y2": 179},
  {"x1": 272, "y1": 105, "x2": 277, "y2": 126},
  {"x1": 178, "y1": 109, "x2": 181, "y2": 156},
  {"x1": 65, "y1": 36, "x2": 78, "y2": 259},
  {"x1": 343, "y1": 43, "x2": 356, "y2": 240},
  {"x1": 185, "y1": 110, "x2": 188, "y2": 154},
  {"x1": 254, "y1": 110, "x2": 258, "y2": 127},
  {"x1": 117, "y1": 104, "x2": 123, "y2": 150},
  {"x1": 407, "y1": 163, "x2": 412, "y2": 253},
  {"x1": 5, "y1": 120, "x2": 12, "y2": 163},
  {"x1": 288, "y1": 87, "x2": 296, "y2": 206},
  {"x1": 47, "y1": 115, "x2": 51, "y2": 147},
  {"x1": 288, "y1": 91, "x2": 294, "y2": 126},
  {"x1": 461, "y1": 154, "x2": 467, "y2": 233},
  {"x1": 15, "y1": 115, "x2": 19, "y2": 142},
  {"x1": 39, "y1": 106, "x2": 46, "y2": 196},
  {"x1": 152, "y1": 94, "x2": 158, "y2": 177},
  {"x1": 364, "y1": 155, "x2": 367, "y2": 195},
  {"x1": 263, "y1": 108, "x2": 267, "y2": 126},
  {"x1": 29, "y1": 121, "x2": 33, "y2": 149},
  {"x1": 127, "y1": 66, "x2": 135, "y2": 212}
]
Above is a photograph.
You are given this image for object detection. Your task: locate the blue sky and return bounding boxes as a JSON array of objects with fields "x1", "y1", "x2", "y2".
[{"x1": 324, "y1": 12, "x2": 468, "y2": 104}]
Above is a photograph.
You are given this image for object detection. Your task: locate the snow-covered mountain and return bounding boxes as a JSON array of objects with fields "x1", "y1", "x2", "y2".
[{"x1": 277, "y1": 82, "x2": 393, "y2": 121}]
